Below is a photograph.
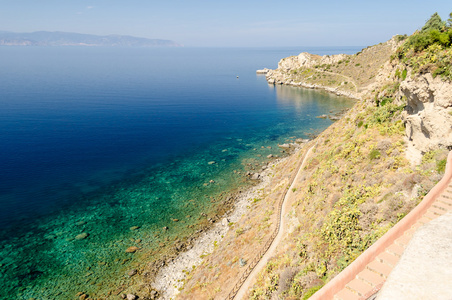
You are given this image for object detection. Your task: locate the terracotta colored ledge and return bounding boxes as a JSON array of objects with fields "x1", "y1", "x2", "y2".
[{"x1": 310, "y1": 150, "x2": 452, "y2": 300}]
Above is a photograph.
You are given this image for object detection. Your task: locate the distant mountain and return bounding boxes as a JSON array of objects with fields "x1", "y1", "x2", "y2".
[{"x1": 0, "y1": 31, "x2": 182, "y2": 47}]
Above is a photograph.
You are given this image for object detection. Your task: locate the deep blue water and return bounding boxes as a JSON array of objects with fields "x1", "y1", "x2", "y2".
[{"x1": 0, "y1": 46, "x2": 359, "y2": 298}]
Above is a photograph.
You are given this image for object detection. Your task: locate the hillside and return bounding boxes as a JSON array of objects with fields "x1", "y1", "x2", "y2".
[
  {"x1": 0, "y1": 31, "x2": 182, "y2": 47},
  {"x1": 140, "y1": 13, "x2": 452, "y2": 300},
  {"x1": 265, "y1": 39, "x2": 399, "y2": 100}
]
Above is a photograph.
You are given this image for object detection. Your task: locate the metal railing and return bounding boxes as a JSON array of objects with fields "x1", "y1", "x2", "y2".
[{"x1": 226, "y1": 147, "x2": 311, "y2": 300}]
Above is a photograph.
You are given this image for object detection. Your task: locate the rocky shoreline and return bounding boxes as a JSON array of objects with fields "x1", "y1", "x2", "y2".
[
  {"x1": 257, "y1": 56, "x2": 361, "y2": 100},
  {"x1": 266, "y1": 76, "x2": 361, "y2": 100},
  {"x1": 149, "y1": 143, "x2": 306, "y2": 299},
  {"x1": 114, "y1": 141, "x2": 307, "y2": 299},
  {"x1": 150, "y1": 31, "x2": 452, "y2": 299},
  {"x1": 142, "y1": 37, "x2": 452, "y2": 298},
  {"x1": 152, "y1": 143, "x2": 309, "y2": 299}
]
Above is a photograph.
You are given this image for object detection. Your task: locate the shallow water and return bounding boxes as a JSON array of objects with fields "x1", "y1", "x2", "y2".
[{"x1": 0, "y1": 46, "x2": 359, "y2": 299}]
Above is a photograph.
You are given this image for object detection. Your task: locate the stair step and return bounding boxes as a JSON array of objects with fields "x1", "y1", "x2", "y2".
[
  {"x1": 386, "y1": 243, "x2": 405, "y2": 257},
  {"x1": 357, "y1": 268, "x2": 385, "y2": 287},
  {"x1": 346, "y1": 278, "x2": 373, "y2": 297},
  {"x1": 432, "y1": 201, "x2": 451, "y2": 211},
  {"x1": 428, "y1": 205, "x2": 446, "y2": 216},
  {"x1": 404, "y1": 226, "x2": 418, "y2": 237},
  {"x1": 424, "y1": 210, "x2": 440, "y2": 220},
  {"x1": 367, "y1": 259, "x2": 392, "y2": 279},
  {"x1": 334, "y1": 287, "x2": 360, "y2": 300},
  {"x1": 411, "y1": 221, "x2": 423, "y2": 231},
  {"x1": 378, "y1": 251, "x2": 400, "y2": 268},
  {"x1": 439, "y1": 195, "x2": 452, "y2": 205},
  {"x1": 394, "y1": 234, "x2": 411, "y2": 247},
  {"x1": 417, "y1": 216, "x2": 432, "y2": 225}
]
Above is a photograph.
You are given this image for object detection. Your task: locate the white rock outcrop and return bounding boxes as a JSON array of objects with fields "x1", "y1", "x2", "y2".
[
  {"x1": 401, "y1": 73, "x2": 452, "y2": 155},
  {"x1": 276, "y1": 52, "x2": 347, "y2": 71}
]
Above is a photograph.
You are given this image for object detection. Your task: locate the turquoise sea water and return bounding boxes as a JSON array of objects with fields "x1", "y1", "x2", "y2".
[{"x1": 0, "y1": 46, "x2": 359, "y2": 299}]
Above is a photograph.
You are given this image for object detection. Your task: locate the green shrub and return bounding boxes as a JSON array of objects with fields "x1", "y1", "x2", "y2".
[
  {"x1": 379, "y1": 97, "x2": 393, "y2": 107},
  {"x1": 437, "y1": 159, "x2": 447, "y2": 173},
  {"x1": 370, "y1": 103, "x2": 404, "y2": 124},
  {"x1": 401, "y1": 69, "x2": 408, "y2": 80},
  {"x1": 396, "y1": 11, "x2": 452, "y2": 80},
  {"x1": 396, "y1": 34, "x2": 408, "y2": 42},
  {"x1": 369, "y1": 149, "x2": 381, "y2": 160},
  {"x1": 302, "y1": 285, "x2": 323, "y2": 300}
]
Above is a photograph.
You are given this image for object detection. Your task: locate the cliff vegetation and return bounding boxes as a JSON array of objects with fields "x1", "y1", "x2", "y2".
[
  {"x1": 395, "y1": 12, "x2": 452, "y2": 80},
  {"x1": 161, "y1": 13, "x2": 452, "y2": 300}
]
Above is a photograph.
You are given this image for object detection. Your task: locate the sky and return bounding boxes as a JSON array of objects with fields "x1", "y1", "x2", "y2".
[{"x1": 0, "y1": 1, "x2": 451, "y2": 47}]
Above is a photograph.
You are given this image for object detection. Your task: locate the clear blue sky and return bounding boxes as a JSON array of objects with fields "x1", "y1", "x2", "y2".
[{"x1": 1, "y1": 0, "x2": 451, "y2": 47}]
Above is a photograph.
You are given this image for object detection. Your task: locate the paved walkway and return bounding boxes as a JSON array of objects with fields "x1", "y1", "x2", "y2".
[
  {"x1": 312, "y1": 151, "x2": 452, "y2": 300},
  {"x1": 333, "y1": 183, "x2": 452, "y2": 300},
  {"x1": 377, "y1": 211, "x2": 452, "y2": 299}
]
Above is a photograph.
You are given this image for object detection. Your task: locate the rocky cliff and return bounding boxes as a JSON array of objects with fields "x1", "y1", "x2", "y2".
[
  {"x1": 401, "y1": 73, "x2": 452, "y2": 163},
  {"x1": 264, "y1": 37, "x2": 452, "y2": 164}
]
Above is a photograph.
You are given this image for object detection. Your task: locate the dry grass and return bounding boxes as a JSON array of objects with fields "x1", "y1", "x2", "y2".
[
  {"x1": 280, "y1": 40, "x2": 399, "y2": 95},
  {"x1": 173, "y1": 39, "x2": 448, "y2": 300},
  {"x1": 176, "y1": 150, "x2": 306, "y2": 300}
]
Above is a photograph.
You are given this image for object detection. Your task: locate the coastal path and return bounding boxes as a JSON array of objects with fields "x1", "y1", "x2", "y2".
[
  {"x1": 315, "y1": 69, "x2": 359, "y2": 92},
  {"x1": 227, "y1": 144, "x2": 316, "y2": 300}
]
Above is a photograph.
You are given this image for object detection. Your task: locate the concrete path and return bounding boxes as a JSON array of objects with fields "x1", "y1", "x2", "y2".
[
  {"x1": 233, "y1": 145, "x2": 315, "y2": 300},
  {"x1": 311, "y1": 151, "x2": 452, "y2": 300},
  {"x1": 333, "y1": 183, "x2": 452, "y2": 300},
  {"x1": 377, "y1": 211, "x2": 452, "y2": 300}
]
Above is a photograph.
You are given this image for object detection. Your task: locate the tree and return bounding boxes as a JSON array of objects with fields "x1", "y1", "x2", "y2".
[
  {"x1": 421, "y1": 12, "x2": 445, "y2": 32},
  {"x1": 447, "y1": 12, "x2": 452, "y2": 28}
]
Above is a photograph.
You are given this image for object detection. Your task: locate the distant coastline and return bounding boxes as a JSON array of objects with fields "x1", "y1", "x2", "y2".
[{"x1": 0, "y1": 30, "x2": 182, "y2": 47}]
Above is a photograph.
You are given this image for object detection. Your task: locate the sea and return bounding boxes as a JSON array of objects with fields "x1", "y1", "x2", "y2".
[{"x1": 0, "y1": 46, "x2": 360, "y2": 299}]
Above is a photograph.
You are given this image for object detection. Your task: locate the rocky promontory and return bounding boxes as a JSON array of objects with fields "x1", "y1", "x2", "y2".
[{"x1": 263, "y1": 36, "x2": 452, "y2": 164}]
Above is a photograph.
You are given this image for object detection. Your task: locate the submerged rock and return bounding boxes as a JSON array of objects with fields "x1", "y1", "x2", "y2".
[
  {"x1": 278, "y1": 143, "x2": 291, "y2": 149},
  {"x1": 239, "y1": 258, "x2": 247, "y2": 267},
  {"x1": 296, "y1": 138, "x2": 310, "y2": 143},
  {"x1": 125, "y1": 246, "x2": 139, "y2": 253},
  {"x1": 251, "y1": 173, "x2": 261, "y2": 180},
  {"x1": 75, "y1": 233, "x2": 89, "y2": 240},
  {"x1": 150, "y1": 290, "x2": 158, "y2": 299}
]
